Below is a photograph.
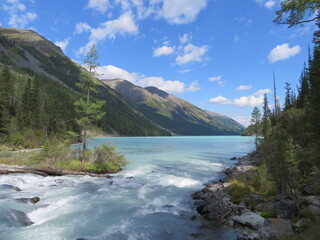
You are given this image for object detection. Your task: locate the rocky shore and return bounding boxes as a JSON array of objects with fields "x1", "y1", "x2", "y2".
[{"x1": 193, "y1": 152, "x2": 320, "y2": 240}]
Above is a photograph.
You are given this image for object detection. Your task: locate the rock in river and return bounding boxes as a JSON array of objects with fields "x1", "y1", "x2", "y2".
[{"x1": 0, "y1": 209, "x2": 34, "y2": 227}]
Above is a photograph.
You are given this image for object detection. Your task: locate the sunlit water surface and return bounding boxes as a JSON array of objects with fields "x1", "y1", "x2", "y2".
[{"x1": 0, "y1": 136, "x2": 254, "y2": 240}]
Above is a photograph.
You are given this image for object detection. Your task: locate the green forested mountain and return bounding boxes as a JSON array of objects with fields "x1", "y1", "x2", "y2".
[
  {"x1": 103, "y1": 79, "x2": 245, "y2": 135},
  {"x1": 0, "y1": 27, "x2": 169, "y2": 147}
]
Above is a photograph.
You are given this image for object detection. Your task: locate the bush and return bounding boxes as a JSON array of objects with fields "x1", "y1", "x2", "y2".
[
  {"x1": 229, "y1": 179, "x2": 255, "y2": 202},
  {"x1": 92, "y1": 143, "x2": 128, "y2": 172},
  {"x1": 260, "y1": 209, "x2": 277, "y2": 218}
]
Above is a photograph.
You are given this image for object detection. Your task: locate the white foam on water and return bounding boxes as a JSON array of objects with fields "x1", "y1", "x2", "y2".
[{"x1": 158, "y1": 175, "x2": 201, "y2": 188}]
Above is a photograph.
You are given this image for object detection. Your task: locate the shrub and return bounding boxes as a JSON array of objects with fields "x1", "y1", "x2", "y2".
[
  {"x1": 229, "y1": 179, "x2": 255, "y2": 202},
  {"x1": 92, "y1": 143, "x2": 128, "y2": 172}
]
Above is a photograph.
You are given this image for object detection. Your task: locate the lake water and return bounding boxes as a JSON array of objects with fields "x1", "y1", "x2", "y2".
[{"x1": 0, "y1": 136, "x2": 254, "y2": 240}]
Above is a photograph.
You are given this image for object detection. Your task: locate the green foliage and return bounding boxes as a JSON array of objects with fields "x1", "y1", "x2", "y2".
[
  {"x1": 260, "y1": 210, "x2": 277, "y2": 218},
  {"x1": 274, "y1": 0, "x2": 320, "y2": 27},
  {"x1": 92, "y1": 143, "x2": 128, "y2": 172},
  {"x1": 229, "y1": 179, "x2": 255, "y2": 202},
  {"x1": 300, "y1": 208, "x2": 316, "y2": 222}
]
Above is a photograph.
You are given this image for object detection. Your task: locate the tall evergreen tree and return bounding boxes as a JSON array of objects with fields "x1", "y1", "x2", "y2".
[
  {"x1": 251, "y1": 106, "x2": 262, "y2": 148},
  {"x1": 262, "y1": 94, "x2": 272, "y2": 138},
  {"x1": 74, "y1": 45, "x2": 105, "y2": 166},
  {"x1": 0, "y1": 67, "x2": 12, "y2": 136},
  {"x1": 284, "y1": 82, "x2": 293, "y2": 110}
]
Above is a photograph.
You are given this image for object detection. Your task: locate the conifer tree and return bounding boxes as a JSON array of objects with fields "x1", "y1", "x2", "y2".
[
  {"x1": 262, "y1": 94, "x2": 272, "y2": 138},
  {"x1": 0, "y1": 67, "x2": 12, "y2": 136},
  {"x1": 251, "y1": 106, "x2": 261, "y2": 148},
  {"x1": 74, "y1": 45, "x2": 105, "y2": 166}
]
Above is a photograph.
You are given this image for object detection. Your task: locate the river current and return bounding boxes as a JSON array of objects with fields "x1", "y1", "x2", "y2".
[{"x1": 0, "y1": 136, "x2": 254, "y2": 240}]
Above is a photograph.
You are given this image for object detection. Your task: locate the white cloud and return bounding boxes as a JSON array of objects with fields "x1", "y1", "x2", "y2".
[
  {"x1": 253, "y1": 88, "x2": 272, "y2": 96},
  {"x1": 187, "y1": 80, "x2": 201, "y2": 92},
  {"x1": 77, "y1": 12, "x2": 138, "y2": 55},
  {"x1": 236, "y1": 85, "x2": 253, "y2": 91},
  {"x1": 233, "y1": 95, "x2": 264, "y2": 107},
  {"x1": 74, "y1": 22, "x2": 92, "y2": 34},
  {"x1": 153, "y1": 45, "x2": 174, "y2": 57},
  {"x1": 8, "y1": 12, "x2": 37, "y2": 28},
  {"x1": 209, "y1": 96, "x2": 231, "y2": 104},
  {"x1": 54, "y1": 38, "x2": 70, "y2": 52},
  {"x1": 139, "y1": 77, "x2": 185, "y2": 94},
  {"x1": 180, "y1": 69, "x2": 191, "y2": 73},
  {"x1": 96, "y1": 64, "x2": 188, "y2": 94},
  {"x1": 268, "y1": 43, "x2": 301, "y2": 63},
  {"x1": 208, "y1": 75, "x2": 221, "y2": 82},
  {"x1": 179, "y1": 33, "x2": 191, "y2": 43},
  {"x1": 176, "y1": 43, "x2": 208, "y2": 65},
  {"x1": 210, "y1": 88, "x2": 272, "y2": 107},
  {"x1": 265, "y1": 0, "x2": 275, "y2": 9},
  {"x1": 87, "y1": 0, "x2": 110, "y2": 13},
  {"x1": 160, "y1": 0, "x2": 207, "y2": 24}
]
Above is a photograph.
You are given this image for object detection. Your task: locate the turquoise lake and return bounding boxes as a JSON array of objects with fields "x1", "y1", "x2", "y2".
[{"x1": 0, "y1": 136, "x2": 254, "y2": 240}]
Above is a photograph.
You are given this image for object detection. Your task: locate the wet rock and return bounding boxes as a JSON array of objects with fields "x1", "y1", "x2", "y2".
[
  {"x1": 0, "y1": 209, "x2": 34, "y2": 227},
  {"x1": 231, "y1": 212, "x2": 265, "y2": 230},
  {"x1": 259, "y1": 218, "x2": 293, "y2": 239},
  {"x1": 16, "y1": 197, "x2": 40, "y2": 204},
  {"x1": 126, "y1": 176, "x2": 133, "y2": 179},
  {"x1": 0, "y1": 184, "x2": 21, "y2": 192},
  {"x1": 191, "y1": 215, "x2": 197, "y2": 221},
  {"x1": 192, "y1": 189, "x2": 209, "y2": 200},
  {"x1": 197, "y1": 193, "x2": 235, "y2": 221},
  {"x1": 230, "y1": 157, "x2": 237, "y2": 160},
  {"x1": 237, "y1": 231, "x2": 260, "y2": 240}
]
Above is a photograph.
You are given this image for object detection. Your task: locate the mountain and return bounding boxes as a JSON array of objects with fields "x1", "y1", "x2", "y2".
[
  {"x1": 0, "y1": 27, "x2": 169, "y2": 137},
  {"x1": 103, "y1": 79, "x2": 245, "y2": 135}
]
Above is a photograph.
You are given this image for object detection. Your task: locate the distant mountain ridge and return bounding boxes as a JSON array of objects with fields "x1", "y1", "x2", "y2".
[{"x1": 103, "y1": 79, "x2": 245, "y2": 135}]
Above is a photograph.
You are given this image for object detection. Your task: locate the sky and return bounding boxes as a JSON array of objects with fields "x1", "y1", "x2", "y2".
[{"x1": 0, "y1": 0, "x2": 317, "y2": 126}]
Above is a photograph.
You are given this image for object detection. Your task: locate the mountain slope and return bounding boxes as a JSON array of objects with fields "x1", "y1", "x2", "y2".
[
  {"x1": 0, "y1": 27, "x2": 170, "y2": 137},
  {"x1": 103, "y1": 79, "x2": 245, "y2": 135}
]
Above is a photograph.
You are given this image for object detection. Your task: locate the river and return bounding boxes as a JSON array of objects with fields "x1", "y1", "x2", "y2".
[{"x1": 0, "y1": 136, "x2": 254, "y2": 240}]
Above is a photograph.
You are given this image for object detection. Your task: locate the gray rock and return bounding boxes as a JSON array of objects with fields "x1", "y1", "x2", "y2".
[
  {"x1": 237, "y1": 231, "x2": 260, "y2": 240},
  {"x1": 259, "y1": 218, "x2": 293, "y2": 239},
  {"x1": 303, "y1": 196, "x2": 320, "y2": 208},
  {"x1": 274, "y1": 199, "x2": 297, "y2": 219},
  {"x1": 293, "y1": 218, "x2": 312, "y2": 231},
  {"x1": 306, "y1": 205, "x2": 320, "y2": 215},
  {"x1": 0, "y1": 209, "x2": 34, "y2": 227},
  {"x1": 197, "y1": 193, "x2": 235, "y2": 221},
  {"x1": 16, "y1": 197, "x2": 40, "y2": 204},
  {"x1": 0, "y1": 184, "x2": 21, "y2": 192},
  {"x1": 231, "y1": 157, "x2": 237, "y2": 160},
  {"x1": 231, "y1": 212, "x2": 265, "y2": 230}
]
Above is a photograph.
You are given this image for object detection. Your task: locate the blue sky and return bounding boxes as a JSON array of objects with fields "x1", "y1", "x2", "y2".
[{"x1": 0, "y1": 0, "x2": 317, "y2": 126}]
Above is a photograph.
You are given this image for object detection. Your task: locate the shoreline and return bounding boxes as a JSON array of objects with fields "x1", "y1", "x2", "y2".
[
  {"x1": 193, "y1": 152, "x2": 320, "y2": 240},
  {"x1": 0, "y1": 164, "x2": 114, "y2": 178}
]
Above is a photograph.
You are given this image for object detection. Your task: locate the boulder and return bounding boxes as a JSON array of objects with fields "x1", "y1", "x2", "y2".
[
  {"x1": 237, "y1": 231, "x2": 260, "y2": 240},
  {"x1": 231, "y1": 212, "x2": 265, "y2": 230},
  {"x1": 306, "y1": 205, "x2": 320, "y2": 215},
  {"x1": 274, "y1": 199, "x2": 297, "y2": 219},
  {"x1": 197, "y1": 193, "x2": 235, "y2": 221},
  {"x1": 0, "y1": 184, "x2": 21, "y2": 192},
  {"x1": 16, "y1": 197, "x2": 40, "y2": 204},
  {"x1": 259, "y1": 218, "x2": 293, "y2": 239},
  {"x1": 293, "y1": 218, "x2": 312, "y2": 231},
  {"x1": 303, "y1": 196, "x2": 320, "y2": 208},
  {"x1": 230, "y1": 157, "x2": 237, "y2": 160},
  {"x1": 0, "y1": 209, "x2": 34, "y2": 227}
]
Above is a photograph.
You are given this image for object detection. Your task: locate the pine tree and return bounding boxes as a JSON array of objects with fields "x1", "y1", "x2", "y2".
[
  {"x1": 0, "y1": 67, "x2": 12, "y2": 136},
  {"x1": 284, "y1": 82, "x2": 293, "y2": 110},
  {"x1": 74, "y1": 45, "x2": 105, "y2": 166},
  {"x1": 251, "y1": 106, "x2": 261, "y2": 148},
  {"x1": 262, "y1": 94, "x2": 272, "y2": 138},
  {"x1": 297, "y1": 63, "x2": 310, "y2": 108}
]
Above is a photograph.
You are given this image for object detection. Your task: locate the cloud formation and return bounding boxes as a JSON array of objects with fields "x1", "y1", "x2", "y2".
[
  {"x1": 153, "y1": 45, "x2": 175, "y2": 57},
  {"x1": 87, "y1": 0, "x2": 110, "y2": 13},
  {"x1": 54, "y1": 38, "x2": 70, "y2": 52},
  {"x1": 236, "y1": 85, "x2": 253, "y2": 91},
  {"x1": 265, "y1": 0, "x2": 275, "y2": 9},
  {"x1": 96, "y1": 64, "x2": 191, "y2": 94},
  {"x1": 268, "y1": 43, "x2": 301, "y2": 63},
  {"x1": 209, "y1": 88, "x2": 272, "y2": 107},
  {"x1": 208, "y1": 76, "x2": 221, "y2": 82},
  {"x1": 76, "y1": 11, "x2": 138, "y2": 55},
  {"x1": 176, "y1": 44, "x2": 208, "y2": 65}
]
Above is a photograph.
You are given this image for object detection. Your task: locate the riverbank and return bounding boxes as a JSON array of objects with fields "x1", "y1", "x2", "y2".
[{"x1": 193, "y1": 152, "x2": 320, "y2": 240}]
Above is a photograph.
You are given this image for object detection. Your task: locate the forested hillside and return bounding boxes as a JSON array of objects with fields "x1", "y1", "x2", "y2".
[
  {"x1": 104, "y1": 79, "x2": 245, "y2": 135},
  {"x1": 0, "y1": 27, "x2": 170, "y2": 148}
]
